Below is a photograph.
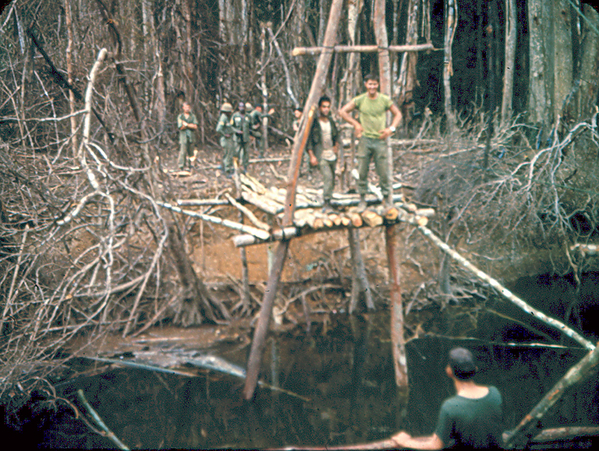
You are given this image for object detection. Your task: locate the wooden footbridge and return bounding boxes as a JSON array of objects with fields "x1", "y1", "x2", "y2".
[{"x1": 159, "y1": 0, "x2": 599, "y2": 445}]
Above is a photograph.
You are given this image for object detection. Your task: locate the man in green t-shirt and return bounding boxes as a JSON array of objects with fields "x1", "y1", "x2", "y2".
[
  {"x1": 339, "y1": 74, "x2": 402, "y2": 211},
  {"x1": 390, "y1": 347, "x2": 503, "y2": 450},
  {"x1": 177, "y1": 102, "x2": 198, "y2": 170}
]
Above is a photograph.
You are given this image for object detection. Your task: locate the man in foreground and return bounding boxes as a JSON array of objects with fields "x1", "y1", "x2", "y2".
[
  {"x1": 307, "y1": 96, "x2": 340, "y2": 212},
  {"x1": 391, "y1": 347, "x2": 503, "y2": 450},
  {"x1": 339, "y1": 74, "x2": 402, "y2": 211}
]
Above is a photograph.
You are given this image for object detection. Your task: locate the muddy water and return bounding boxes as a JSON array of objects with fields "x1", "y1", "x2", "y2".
[{"x1": 41, "y1": 308, "x2": 599, "y2": 449}]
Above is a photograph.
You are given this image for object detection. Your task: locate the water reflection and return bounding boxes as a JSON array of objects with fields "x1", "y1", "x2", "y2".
[{"x1": 44, "y1": 312, "x2": 599, "y2": 449}]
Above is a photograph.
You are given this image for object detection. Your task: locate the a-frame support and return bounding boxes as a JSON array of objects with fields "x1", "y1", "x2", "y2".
[{"x1": 242, "y1": 0, "x2": 344, "y2": 400}]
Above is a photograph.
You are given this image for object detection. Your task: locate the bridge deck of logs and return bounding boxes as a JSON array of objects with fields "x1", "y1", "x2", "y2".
[{"x1": 235, "y1": 173, "x2": 434, "y2": 241}]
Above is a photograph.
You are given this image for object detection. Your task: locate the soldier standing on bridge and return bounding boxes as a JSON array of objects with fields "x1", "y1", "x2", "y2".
[
  {"x1": 307, "y1": 96, "x2": 340, "y2": 213},
  {"x1": 339, "y1": 74, "x2": 402, "y2": 211}
]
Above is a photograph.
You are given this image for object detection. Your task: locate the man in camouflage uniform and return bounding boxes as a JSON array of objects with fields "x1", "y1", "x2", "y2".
[
  {"x1": 231, "y1": 102, "x2": 250, "y2": 173},
  {"x1": 177, "y1": 102, "x2": 198, "y2": 170},
  {"x1": 216, "y1": 102, "x2": 234, "y2": 175},
  {"x1": 248, "y1": 103, "x2": 274, "y2": 158}
]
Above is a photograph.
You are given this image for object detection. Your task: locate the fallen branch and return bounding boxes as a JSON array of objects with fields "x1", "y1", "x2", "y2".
[
  {"x1": 224, "y1": 193, "x2": 270, "y2": 231},
  {"x1": 417, "y1": 225, "x2": 596, "y2": 351},
  {"x1": 157, "y1": 201, "x2": 271, "y2": 240},
  {"x1": 291, "y1": 42, "x2": 435, "y2": 56},
  {"x1": 77, "y1": 389, "x2": 130, "y2": 450}
]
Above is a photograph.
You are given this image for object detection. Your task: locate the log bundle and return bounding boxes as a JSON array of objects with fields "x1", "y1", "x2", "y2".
[
  {"x1": 173, "y1": 173, "x2": 434, "y2": 247},
  {"x1": 229, "y1": 174, "x2": 434, "y2": 247}
]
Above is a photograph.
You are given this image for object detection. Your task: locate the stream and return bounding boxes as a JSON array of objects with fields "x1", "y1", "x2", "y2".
[{"x1": 37, "y1": 302, "x2": 599, "y2": 449}]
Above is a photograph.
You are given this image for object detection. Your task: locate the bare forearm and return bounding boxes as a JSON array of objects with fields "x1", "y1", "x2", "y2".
[{"x1": 391, "y1": 432, "x2": 444, "y2": 450}]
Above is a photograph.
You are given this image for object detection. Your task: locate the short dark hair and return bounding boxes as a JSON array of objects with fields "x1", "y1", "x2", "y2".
[
  {"x1": 294, "y1": 106, "x2": 303, "y2": 112},
  {"x1": 448, "y1": 347, "x2": 477, "y2": 380},
  {"x1": 364, "y1": 73, "x2": 379, "y2": 83},
  {"x1": 318, "y1": 96, "x2": 331, "y2": 107}
]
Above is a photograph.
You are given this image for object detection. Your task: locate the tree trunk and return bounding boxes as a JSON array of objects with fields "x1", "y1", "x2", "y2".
[
  {"x1": 554, "y1": 0, "x2": 573, "y2": 120},
  {"x1": 527, "y1": 0, "x2": 553, "y2": 130},
  {"x1": 501, "y1": 0, "x2": 517, "y2": 128},
  {"x1": 575, "y1": 4, "x2": 599, "y2": 119},
  {"x1": 396, "y1": 0, "x2": 420, "y2": 130},
  {"x1": 443, "y1": 0, "x2": 457, "y2": 131},
  {"x1": 374, "y1": 0, "x2": 393, "y2": 206},
  {"x1": 64, "y1": 0, "x2": 78, "y2": 156}
]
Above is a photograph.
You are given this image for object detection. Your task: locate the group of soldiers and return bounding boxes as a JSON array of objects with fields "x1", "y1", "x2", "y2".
[
  {"x1": 216, "y1": 102, "x2": 274, "y2": 176},
  {"x1": 178, "y1": 73, "x2": 402, "y2": 214}
]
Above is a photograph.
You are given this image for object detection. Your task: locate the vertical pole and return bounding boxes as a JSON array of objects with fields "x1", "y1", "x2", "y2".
[
  {"x1": 374, "y1": 0, "x2": 394, "y2": 207},
  {"x1": 386, "y1": 224, "x2": 408, "y2": 387},
  {"x1": 260, "y1": 24, "x2": 269, "y2": 156},
  {"x1": 375, "y1": 0, "x2": 408, "y2": 388},
  {"x1": 243, "y1": 0, "x2": 344, "y2": 401}
]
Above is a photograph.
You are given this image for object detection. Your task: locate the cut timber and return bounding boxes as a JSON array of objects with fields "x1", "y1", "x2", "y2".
[
  {"x1": 385, "y1": 206, "x2": 399, "y2": 221},
  {"x1": 177, "y1": 199, "x2": 229, "y2": 207},
  {"x1": 291, "y1": 43, "x2": 435, "y2": 56},
  {"x1": 240, "y1": 191, "x2": 280, "y2": 215},
  {"x1": 158, "y1": 202, "x2": 271, "y2": 240},
  {"x1": 361, "y1": 210, "x2": 383, "y2": 227},
  {"x1": 350, "y1": 212, "x2": 363, "y2": 228},
  {"x1": 225, "y1": 193, "x2": 270, "y2": 231}
]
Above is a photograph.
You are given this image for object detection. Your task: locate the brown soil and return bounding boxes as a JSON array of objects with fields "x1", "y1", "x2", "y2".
[{"x1": 167, "y1": 142, "x2": 434, "y2": 296}]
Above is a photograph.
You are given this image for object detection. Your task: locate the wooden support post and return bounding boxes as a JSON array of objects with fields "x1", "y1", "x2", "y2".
[
  {"x1": 504, "y1": 343, "x2": 599, "y2": 449},
  {"x1": 243, "y1": 0, "x2": 345, "y2": 401},
  {"x1": 374, "y1": 0, "x2": 394, "y2": 207},
  {"x1": 385, "y1": 223, "x2": 408, "y2": 387},
  {"x1": 348, "y1": 228, "x2": 374, "y2": 313},
  {"x1": 239, "y1": 213, "x2": 251, "y2": 311}
]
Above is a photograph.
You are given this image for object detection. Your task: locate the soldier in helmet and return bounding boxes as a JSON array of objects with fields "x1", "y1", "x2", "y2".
[
  {"x1": 248, "y1": 103, "x2": 275, "y2": 158},
  {"x1": 216, "y1": 102, "x2": 234, "y2": 175},
  {"x1": 177, "y1": 101, "x2": 198, "y2": 170},
  {"x1": 231, "y1": 102, "x2": 250, "y2": 173}
]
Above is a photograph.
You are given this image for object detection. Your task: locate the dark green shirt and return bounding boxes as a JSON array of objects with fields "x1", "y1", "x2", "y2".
[{"x1": 435, "y1": 386, "x2": 503, "y2": 450}]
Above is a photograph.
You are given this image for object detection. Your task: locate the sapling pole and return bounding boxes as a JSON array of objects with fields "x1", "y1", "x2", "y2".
[{"x1": 243, "y1": 0, "x2": 344, "y2": 401}]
